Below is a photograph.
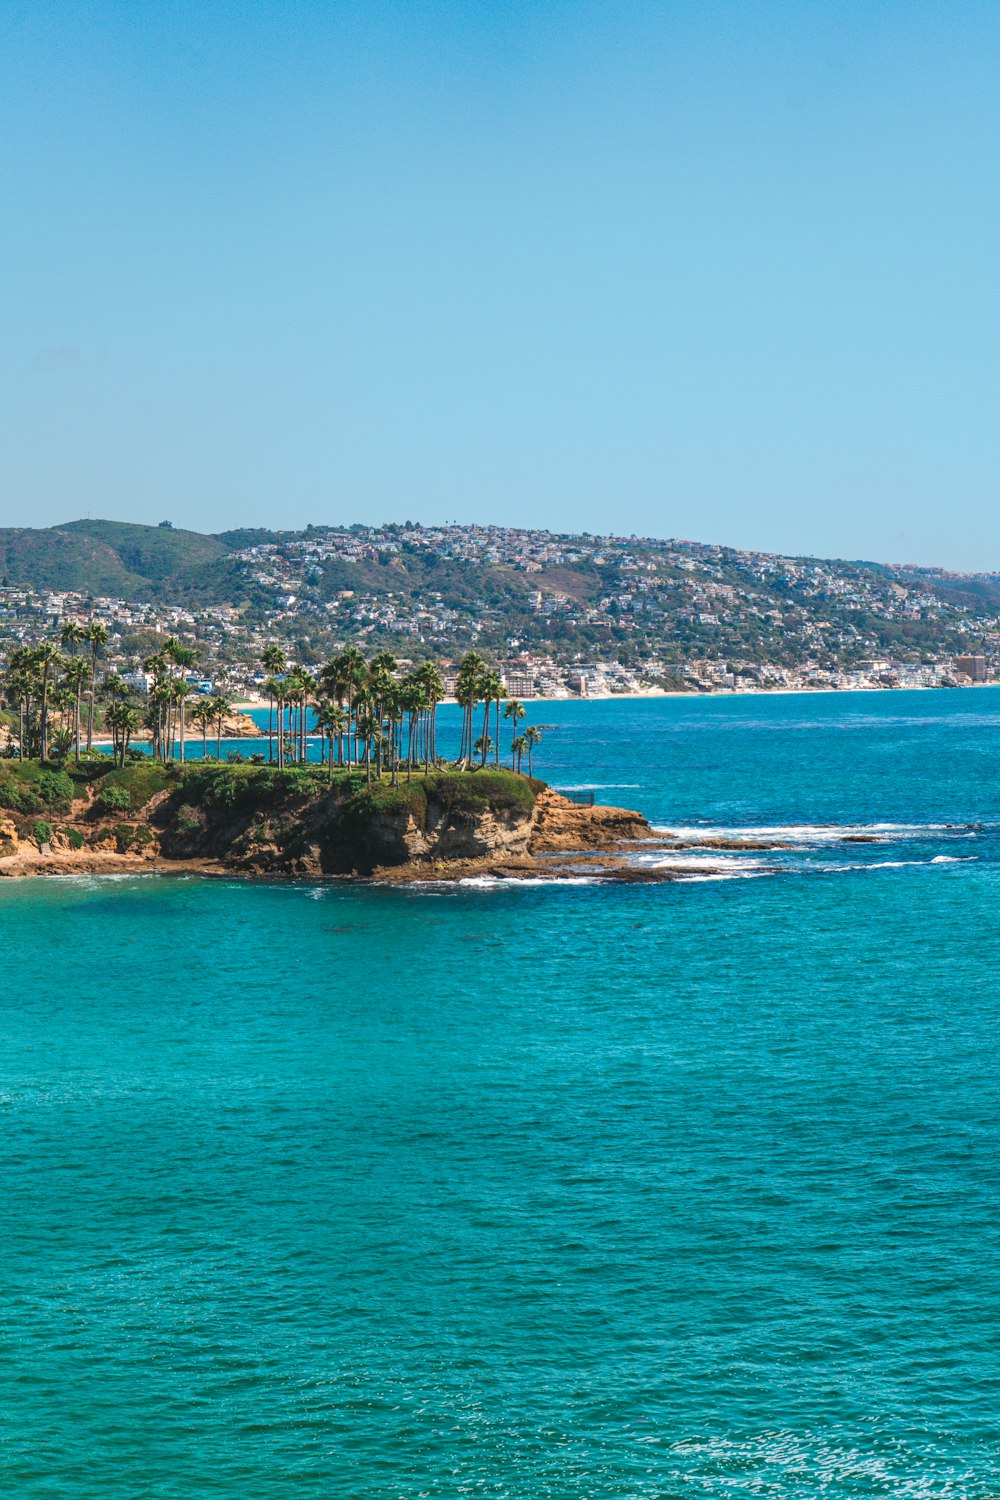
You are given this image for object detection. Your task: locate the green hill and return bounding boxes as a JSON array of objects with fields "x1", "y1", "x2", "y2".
[{"x1": 0, "y1": 520, "x2": 235, "y2": 598}]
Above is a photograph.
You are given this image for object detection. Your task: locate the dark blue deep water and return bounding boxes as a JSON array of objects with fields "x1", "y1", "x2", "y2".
[{"x1": 3, "y1": 690, "x2": 1000, "y2": 1497}]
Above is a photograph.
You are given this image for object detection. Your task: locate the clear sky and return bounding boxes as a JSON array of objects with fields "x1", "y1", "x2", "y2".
[{"x1": 2, "y1": 1, "x2": 998, "y2": 568}]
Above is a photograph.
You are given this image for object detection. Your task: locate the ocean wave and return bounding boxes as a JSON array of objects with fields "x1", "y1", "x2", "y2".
[
  {"x1": 457, "y1": 875, "x2": 605, "y2": 887},
  {"x1": 651, "y1": 821, "x2": 968, "y2": 845},
  {"x1": 636, "y1": 852, "x2": 765, "y2": 872}
]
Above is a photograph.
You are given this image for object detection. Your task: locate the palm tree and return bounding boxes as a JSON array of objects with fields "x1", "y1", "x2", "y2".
[
  {"x1": 5, "y1": 665, "x2": 33, "y2": 760},
  {"x1": 210, "y1": 695, "x2": 231, "y2": 760},
  {"x1": 170, "y1": 645, "x2": 199, "y2": 763},
  {"x1": 354, "y1": 690, "x2": 378, "y2": 785},
  {"x1": 366, "y1": 663, "x2": 395, "y2": 779},
  {"x1": 170, "y1": 679, "x2": 193, "y2": 762},
  {"x1": 479, "y1": 669, "x2": 504, "y2": 767},
  {"x1": 33, "y1": 644, "x2": 61, "y2": 762},
  {"x1": 261, "y1": 645, "x2": 286, "y2": 762},
  {"x1": 263, "y1": 675, "x2": 284, "y2": 767},
  {"x1": 50, "y1": 683, "x2": 76, "y2": 758},
  {"x1": 84, "y1": 623, "x2": 109, "y2": 752},
  {"x1": 105, "y1": 702, "x2": 141, "y2": 767},
  {"x1": 62, "y1": 656, "x2": 89, "y2": 763},
  {"x1": 511, "y1": 733, "x2": 527, "y2": 773},
  {"x1": 191, "y1": 697, "x2": 214, "y2": 758},
  {"x1": 337, "y1": 647, "x2": 367, "y2": 770},
  {"x1": 454, "y1": 653, "x2": 485, "y2": 768},
  {"x1": 415, "y1": 661, "x2": 444, "y2": 773},
  {"x1": 315, "y1": 699, "x2": 348, "y2": 780},
  {"x1": 399, "y1": 676, "x2": 426, "y2": 782},
  {"x1": 298, "y1": 671, "x2": 318, "y2": 764},
  {"x1": 281, "y1": 666, "x2": 305, "y2": 764},
  {"x1": 504, "y1": 699, "x2": 526, "y2": 767},
  {"x1": 524, "y1": 724, "x2": 541, "y2": 776},
  {"x1": 60, "y1": 620, "x2": 83, "y2": 657},
  {"x1": 148, "y1": 680, "x2": 172, "y2": 761}
]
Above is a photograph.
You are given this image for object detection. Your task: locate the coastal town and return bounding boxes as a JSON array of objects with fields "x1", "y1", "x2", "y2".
[{"x1": 0, "y1": 519, "x2": 997, "y2": 701}]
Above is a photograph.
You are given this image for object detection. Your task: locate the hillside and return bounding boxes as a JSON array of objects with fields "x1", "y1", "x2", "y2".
[
  {"x1": 3, "y1": 517, "x2": 1000, "y2": 671},
  {"x1": 0, "y1": 520, "x2": 233, "y2": 597}
]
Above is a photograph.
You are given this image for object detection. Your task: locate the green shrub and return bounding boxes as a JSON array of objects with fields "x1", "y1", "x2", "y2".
[
  {"x1": 33, "y1": 820, "x2": 54, "y2": 848},
  {"x1": 35, "y1": 770, "x2": 75, "y2": 809},
  {"x1": 0, "y1": 777, "x2": 39, "y2": 813},
  {"x1": 176, "y1": 764, "x2": 325, "y2": 814},
  {"x1": 63, "y1": 827, "x2": 85, "y2": 850},
  {"x1": 96, "y1": 784, "x2": 133, "y2": 814},
  {"x1": 110, "y1": 823, "x2": 156, "y2": 854},
  {"x1": 174, "y1": 804, "x2": 205, "y2": 836},
  {"x1": 90, "y1": 762, "x2": 172, "y2": 811},
  {"x1": 0, "y1": 764, "x2": 76, "y2": 813}
]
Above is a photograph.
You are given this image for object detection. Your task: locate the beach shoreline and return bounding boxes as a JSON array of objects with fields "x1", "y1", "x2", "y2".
[{"x1": 229, "y1": 681, "x2": 997, "y2": 711}]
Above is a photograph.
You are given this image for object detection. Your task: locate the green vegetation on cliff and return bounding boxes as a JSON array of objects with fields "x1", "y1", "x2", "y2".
[{"x1": 0, "y1": 757, "x2": 546, "y2": 874}]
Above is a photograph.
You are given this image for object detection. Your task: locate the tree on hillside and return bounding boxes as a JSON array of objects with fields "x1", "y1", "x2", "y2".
[
  {"x1": 169, "y1": 644, "x2": 199, "y2": 763},
  {"x1": 415, "y1": 661, "x2": 444, "y2": 773},
  {"x1": 62, "y1": 656, "x2": 89, "y2": 763},
  {"x1": 34, "y1": 644, "x2": 61, "y2": 762},
  {"x1": 503, "y1": 699, "x2": 526, "y2": 768},
  {"x1": 105, "y1": 702, "x2": 141, "y2": 767},
  {"x1": 524, "y1": 724, "x2": 542, "y2": 776},
  {"x1": 261, "y1": 645, "x2": 286, "y2": 762},
  {"x1": 191, "y1": 697, "x2": 214, "y2": 759},
  {"x1": 84, "y1": 623, "x2": 109, "y2": 753},
  {"x1": 455, "y1": 653, "x2": 485, "y2": 768},
  {"x1": 210, "y1": 695, "x2": 231, "y2": 761},
  {"x1": 479, "y1": 669, "x2": 504, "y2": 767}
]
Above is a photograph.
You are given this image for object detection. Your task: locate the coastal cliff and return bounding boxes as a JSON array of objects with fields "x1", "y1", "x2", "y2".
[{"x1": 0, "y1": 760, "x2": 654, "y2": 881}]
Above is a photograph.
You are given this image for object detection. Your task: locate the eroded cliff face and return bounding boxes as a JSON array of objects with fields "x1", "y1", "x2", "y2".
[
  {"x1": 528, "y1": 790, "x2": 652, "y2": 853},
  {"x1": 213, "y1": 783, "x2": 545, "y2": 876}
]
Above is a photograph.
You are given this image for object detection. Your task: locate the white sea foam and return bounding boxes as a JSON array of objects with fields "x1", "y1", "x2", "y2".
[
  {"x1": 651, "y1": 821, "x2": 965, "y2": 845},
  {"x1": 638, "y1": 852, "x2": 765, "y2": 873},
  {"x1": 457, "y1": 875, "x2": 604, "y2": 888}
]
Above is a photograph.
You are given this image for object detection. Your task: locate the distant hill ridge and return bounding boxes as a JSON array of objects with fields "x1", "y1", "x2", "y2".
[{"x1": 2, "y1": 520, "x2": 1000, "y2": 668}]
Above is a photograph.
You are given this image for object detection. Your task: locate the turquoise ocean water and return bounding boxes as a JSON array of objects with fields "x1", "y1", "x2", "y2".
[{"x1": 3, "y1": 689, "x2": 1000, "y2": 1497}]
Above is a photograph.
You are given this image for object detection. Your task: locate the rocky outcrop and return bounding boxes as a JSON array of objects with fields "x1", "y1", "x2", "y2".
[
  {"x1": 0, "y1": 766, "x2": 658, "y2": 882},
  {"x1": 528, "y1": 789, "x2": 652, "y2": 854}
]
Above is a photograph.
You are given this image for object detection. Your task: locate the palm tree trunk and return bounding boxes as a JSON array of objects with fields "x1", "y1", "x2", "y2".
[
  {"x1": 40, "y1": 665, "x2": 50, "y2": 762},
  {"x1": 87, "y1": 649, "x2": 96, "y2": 751},
  {"x1": 179, "y1": 697, "x2": 186, "y2": 764}
]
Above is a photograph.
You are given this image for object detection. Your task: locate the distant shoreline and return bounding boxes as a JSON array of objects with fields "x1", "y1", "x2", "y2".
[{"x1": 231, "y1": 683, "x2": 997, "y2": 711}]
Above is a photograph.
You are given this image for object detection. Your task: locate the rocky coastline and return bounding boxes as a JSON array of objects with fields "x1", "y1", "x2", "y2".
[{"x1": 0, "y1": 763, "x2": 682, "y2": 884}]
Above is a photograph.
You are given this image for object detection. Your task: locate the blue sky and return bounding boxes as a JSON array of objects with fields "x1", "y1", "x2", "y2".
[{"x1": 2, "y1": 1, "x2": 998, "y2": 568}]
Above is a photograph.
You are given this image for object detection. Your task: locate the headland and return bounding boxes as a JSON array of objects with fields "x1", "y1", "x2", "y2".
[{"x1": 0, "y1": 759, "x2": 672, "y2": 884}]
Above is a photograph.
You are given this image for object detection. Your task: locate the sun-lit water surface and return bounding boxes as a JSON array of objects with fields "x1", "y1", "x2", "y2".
[{"x1": 3, "y1": 690, "x2": 1000, "y2": 1497}]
